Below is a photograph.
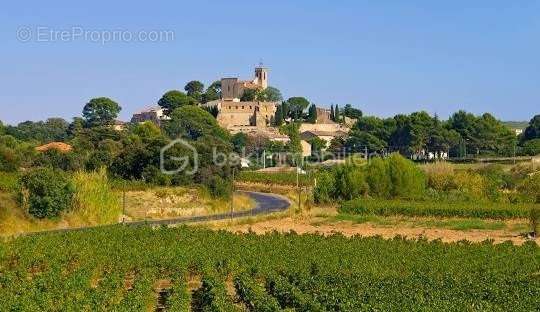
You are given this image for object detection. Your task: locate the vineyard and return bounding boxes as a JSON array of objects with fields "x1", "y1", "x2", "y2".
[
  {"x1": 0, "y1": 225, "x2": 538, "y2": 311},
  {"x1": 236, "y1": 171, "x2": 313, "y2": 186},
  {"x1": 340, "y1": 198, "x2": 539, "y2": 219}
]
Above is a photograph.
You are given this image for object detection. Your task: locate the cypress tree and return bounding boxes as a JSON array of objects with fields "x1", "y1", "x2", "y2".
[
  {"x1": 308, "y1": 104, "x2": 317, "y2": 123},
  {"x1": 330, "y1": 105, "x2": 335, "y2": 121},
  {"x1": 335, "y1": 104, "x2": 340, "y2": 123}
]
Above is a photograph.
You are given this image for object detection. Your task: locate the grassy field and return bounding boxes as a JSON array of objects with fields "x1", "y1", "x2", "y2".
[{"x1": 0, "y1": 225, "x2": 538, "y2": 311}]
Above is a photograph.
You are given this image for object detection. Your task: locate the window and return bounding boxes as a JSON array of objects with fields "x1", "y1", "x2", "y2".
[{"x1": 242, "y1": 106, "x2": 244, "y2": 109}]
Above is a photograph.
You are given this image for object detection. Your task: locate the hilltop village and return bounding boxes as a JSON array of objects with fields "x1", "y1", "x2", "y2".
[{"x1": 132, "y1": 65, "x2": 352, "y2": 157}]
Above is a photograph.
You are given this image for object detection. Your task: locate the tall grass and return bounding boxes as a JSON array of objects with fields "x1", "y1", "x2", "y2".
[{"x1": 71, "y1": 169, "x2": 121, "y2": 225}]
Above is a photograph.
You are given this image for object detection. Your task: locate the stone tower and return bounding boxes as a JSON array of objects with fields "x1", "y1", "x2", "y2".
[{"x1": 254, "y1": 66, "x2": 268, "y2": 89}]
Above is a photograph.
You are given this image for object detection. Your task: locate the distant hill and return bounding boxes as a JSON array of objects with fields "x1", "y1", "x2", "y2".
[{"x1": 503, "y1": 121, "x2": 528, "y2": 130}]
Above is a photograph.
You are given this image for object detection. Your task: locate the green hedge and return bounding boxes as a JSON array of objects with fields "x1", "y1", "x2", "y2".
[{"x1": 340, "y1": 199, "x2": 536, "y2": 219}]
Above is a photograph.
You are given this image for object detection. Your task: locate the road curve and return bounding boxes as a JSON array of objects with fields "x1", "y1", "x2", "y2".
[
  {"x1": 129, "y1": 190, "x2": 290, "y2": 226},
  {"x1": 22, "y1": 191, "x2": 290, "y2": 236}
]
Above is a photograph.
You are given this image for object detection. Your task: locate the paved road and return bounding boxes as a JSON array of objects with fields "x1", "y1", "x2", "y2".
[
  {"x1": 128, "y1": 190, "x2": 290, "y2": 226},
  {"x1": 25, "y1": 191, "x2": 290, "y2": 235}
]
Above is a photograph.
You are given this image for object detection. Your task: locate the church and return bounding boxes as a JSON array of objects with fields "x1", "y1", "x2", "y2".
[{"x1": 201, "y1": 65, "x2": 277, "y2": 132}]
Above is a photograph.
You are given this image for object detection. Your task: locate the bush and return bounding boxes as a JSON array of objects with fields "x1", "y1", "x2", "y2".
[
  {"x1": 207, "y1": 176, "x2": 231, "y2": 199},
  {"x1": 333, "y1": 165, "x2": 368, "y2": 200},
  {"x1": 18, "y1": 168, "x2": 75, "y2": 219},
  {"x1": 518, "y1": 174, "x2": 540, "y2": 203},
  {"x1": 387, "y1": 153, "x2": 426, "y2": 199},
  {"x1": 521, "y1": 139, "x2": 540, "y2": 156},
  {"x1": 313, "y1": 171, "x2": 335, "y2": 204},
  {"x1": 365, "y1": 157, "x2": 391, "y2": 198}
]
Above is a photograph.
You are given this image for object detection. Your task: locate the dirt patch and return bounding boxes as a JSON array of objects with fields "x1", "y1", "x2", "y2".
[{"x1": 222, "y1": 217, "x2": 535, "y2": 245}]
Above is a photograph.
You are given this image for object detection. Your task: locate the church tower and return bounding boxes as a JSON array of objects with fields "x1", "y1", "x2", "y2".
[{"x1": 254, "y1": 65, "x2": 268, "y2": 89}]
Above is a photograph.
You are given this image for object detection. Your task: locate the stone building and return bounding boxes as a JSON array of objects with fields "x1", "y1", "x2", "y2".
[
  {"x1": 221, "y1": 66, "x2": 268, "y2": 100},
  {"x1": 215, "y1": 101, "x2": 276, "y2": 129},
  {"x1": 201, "y1": 65, "x2": 277, "y2": 131},
  {"x1": 131, "y1": 106, "x2": 169, "y2": 125}
]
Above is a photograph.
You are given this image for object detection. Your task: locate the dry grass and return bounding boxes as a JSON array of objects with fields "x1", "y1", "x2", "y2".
[{"x1": 123, "y1": 187, "x2": 254, "y2": 221}]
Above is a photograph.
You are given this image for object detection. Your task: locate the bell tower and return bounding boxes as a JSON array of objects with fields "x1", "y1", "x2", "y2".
[{"x1": 254, "y1": 63, "x2": 268, "y2": 89}]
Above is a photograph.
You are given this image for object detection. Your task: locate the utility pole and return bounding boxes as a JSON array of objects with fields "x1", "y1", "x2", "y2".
[
  {"x1": 122, "y1": 183, "x2": 126, "y2": 224},
  {"x1": 296, "y1": 164, "x2": 301, "y2": 212},
  {"x1": 513, "y1": 141, "x2": 517, "y2": 165},
  {"x1": 263, "y1": 150, "x2": 266, "y2": 169},
  {"x1": 364, "y1": 146, "x2": 368, "y2": 162},
  {"x1": 231, "y1": 167, "x2": 235, "y2": 220}
]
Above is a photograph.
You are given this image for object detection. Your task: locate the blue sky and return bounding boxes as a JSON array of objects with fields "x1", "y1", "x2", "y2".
[{"x1": 1, "y1": 0, "x2": 539, "y2": 125}]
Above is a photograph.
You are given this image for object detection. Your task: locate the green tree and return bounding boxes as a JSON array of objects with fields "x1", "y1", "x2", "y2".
[
  {"x1": 164, "y1": 106, "x2": 229, "y2": 141},
  {"x1": 286, "y1": 97, "x2": 310, "y2": 120},
  {"x1": 330, "y1": 105, "x2": 335, "y2": 121},
  {"x1": 523, "y1": 115, "x2": 540, "y2": 141},
  {"x1": 18, "y1": 168, "x2": 75, "y2": 219},
  {"x1": 258, "y1": 86, "x2": 283, "y2": 102},
  {"x1": 273, "y1": 104, "x2": 284, "y2": 126},
  {"x1": 240, "y1": 89, "x2": 257, "y2": 101},
  {"x1": 334, "y1": 104, "x2": 340, "y2": 123},
  {"x1": 307, "y1": 104, "x2": 317, "y2": 123},
  {"x1": 280, "y1": 122, "x2": 302, "y2": 161},
  {"x1": 203, "y1": 81, "x2": 221, "y2": 103},
  {"x1": 522, "y1": 138, "x2": 540, "y2": 156},
  {"x1": 158, "y1": 90, "x2": 197, "y2": 115},
  {"x1": 308, "y1": 137, "x2": 326, "y2": 157},
  {"x1": 82, "y1": 97, "x2": 121, "y2": 127},
  {"x1": 343, "y1": 104, "x2": 363, "y2": 119},
  {"x1": 184, "y1": 81, "x2": 205, "y2": 101},
  {"x1": 6, "y1": 118, "x2": 70, "y2": 143},
  {"x1": 231, "y1": 132, "x2": 248, "y2": 153}
]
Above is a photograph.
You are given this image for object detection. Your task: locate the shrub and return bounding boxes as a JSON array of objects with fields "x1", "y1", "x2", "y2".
[
  {"x1": 18, "y1": 168, "x2": 75, "y2": 219},
  {"x1": 313, "y1": 171, "x2": 335, "y2": 204},
  {"x1": 333, "y1": 165, "x2": 368, "y2": 200},
  {"x1": 387, "y1": 153, "x2": 425, "y2": 199},
  {"x1": 521, "y1": 138, "x2": 540, "y2": 156},
  {"x1": 207, "y1": 176, "x2": 231, "y2": 199},
  {"x1": 365, "y1": 157, "x2": 391, "y2": 198},
  {"x1": 518, "y1": 174, "x2": 540, "y2": 203}
]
